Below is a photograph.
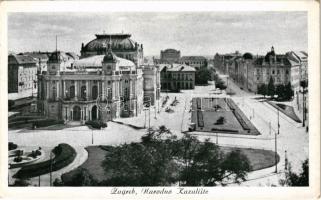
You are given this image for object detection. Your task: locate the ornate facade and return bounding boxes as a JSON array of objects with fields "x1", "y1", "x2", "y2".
[{"x1": 38, "y1": 33, "x2": 159, "y2": 123}]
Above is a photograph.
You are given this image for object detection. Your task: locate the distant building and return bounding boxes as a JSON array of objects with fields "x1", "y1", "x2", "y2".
[
  {"x1": 226, "y1": 47, "x2": 301, "y2": 94},
  {"x1": 24, "y1": 52, "x2": 49, "y2": 74},
  {"x1": 159, "y1": 63, "x2": 196, "y2": 91},
  {"x1": 213, "y1": 51, "x2": 242, "y2": 74},
  {"x1": 80, "y1": 33, "x2": 144, "y2": 66},
  {"x1": 142, "y1": 65, "x2": 161, "y2": 106},
  {"x1": 8, "y1": 54, "x2": 37, "y2": 96},
  {"x1": 179, "y1": 56, "x2": 207, "y2": 70},
  {"x1": 160, "y1": 49, "x2": 181, "y2": 64},
  {"x1": 287, "y1": 51, "x2": 308, "y2": 82}
]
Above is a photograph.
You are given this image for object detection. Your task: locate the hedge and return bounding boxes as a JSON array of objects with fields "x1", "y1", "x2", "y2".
[
  {"x1": 9, "y1": 118, "x2": 64, "y2": 129},
  {"x1": 85, "y1": 120, "x2": 107, "y2": 129},
  {"x1": 14, "y1": 143, "x2": 76, "y2": 179}
]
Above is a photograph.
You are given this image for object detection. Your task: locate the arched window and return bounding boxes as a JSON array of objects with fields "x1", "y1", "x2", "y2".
[{"x1": 70, "y1": 85, "x2": 75, "y2": 98}]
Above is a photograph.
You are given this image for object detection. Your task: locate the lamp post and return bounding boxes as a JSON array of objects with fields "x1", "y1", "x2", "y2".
[
  {"x1": 49, "y1": 151, "x2": 53, "y2": 186},
  {"x1": 275, "y1": 109, "x2": 280, "y2": 173}
]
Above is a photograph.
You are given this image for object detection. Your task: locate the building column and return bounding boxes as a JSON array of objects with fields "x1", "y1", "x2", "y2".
[
  {"x1": 102, "y1": 82, "x2": 105, "y2": 100},
  {"x1": 86, "y1": 81, "x2": 89, "y2": 100},
  {"x1": 81, "y1": 108, "x2": 83, "y2": 120},
  {"x1": 46, "y1": 81, "x2": 50, "y2": 99},
  {"x1": 56, "y1": 81, "x2": 59, "y2": 99},
  {"x1": 75, "y1": 80, "x2": 78, "y2": 100},
  {"x1": 63, "y1": 80, "x2": 66, "y2": 98}
]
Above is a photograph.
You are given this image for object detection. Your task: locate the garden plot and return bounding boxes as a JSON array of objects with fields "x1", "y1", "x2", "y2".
[{"x1": 191, "y1": 98, "x2": 260, "y2": 135}]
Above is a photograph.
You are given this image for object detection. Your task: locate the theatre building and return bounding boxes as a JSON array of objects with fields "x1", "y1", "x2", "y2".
[
  {"x1": 37, "y1": 33, "x2": 160, "y2": 123},
  {"x1": 38, "y1": 40, "x2": 146, "y2": 123}
]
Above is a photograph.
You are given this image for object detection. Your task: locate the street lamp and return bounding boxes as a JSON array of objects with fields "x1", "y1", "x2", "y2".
[{"x1": 275, "y1": 109, "x2": 280, "y2": 173}]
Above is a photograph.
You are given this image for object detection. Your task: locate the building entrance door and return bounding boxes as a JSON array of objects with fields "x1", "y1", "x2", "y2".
[
  {"x1": 92, "y1": 105, "x2": 98, "y2": 120},
  {"x1": 73, "y1": 106, "x2": 81, "y2": 121}
]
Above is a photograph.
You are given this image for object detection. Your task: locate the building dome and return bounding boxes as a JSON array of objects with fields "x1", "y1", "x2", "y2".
[
  {"x1": 243, "y1": 52, "x2": 253, "y2": 60},
  {"x1": 82, "y1": 34, "x2": 138, "y2": 52}
]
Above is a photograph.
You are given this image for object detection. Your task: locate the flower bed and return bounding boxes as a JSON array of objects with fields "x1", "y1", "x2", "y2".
[{"x1": 13, "y1": 143, "x2": 76, "y2": 179}]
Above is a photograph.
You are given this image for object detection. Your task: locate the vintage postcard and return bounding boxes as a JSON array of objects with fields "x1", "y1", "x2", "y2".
[{"x1": 0, "y1": 1, "x2": 319, "y2": 199}]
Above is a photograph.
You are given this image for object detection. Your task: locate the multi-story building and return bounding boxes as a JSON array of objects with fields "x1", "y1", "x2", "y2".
[
  {"x1": 24, "y1": 52, "x2": 49, "y2": 74},
  {"x1": 142, "y1": 65, "x2": 161, "y2": 106},
  {"x1": 226, "y1": 47, "x2": 301, "y2": 94},
  {"x1": 179, "y1": 56, "x2": 207, "y2": 70},
  {"x1": 213, "y1": 51, "x2": 242, "y2": 74},
  {"x1": 160, "y1": 48, "x2": 181, "y2": 64},
  {"x1": 38, "y1": 33, "x2": 159, "y2": 123},
  {"x1": 80, "y1": 33, "x2": 144, "y2": 66},
  {"x1": 159, "y1": 63, "x2": 196, "y2": 91},
  {"x1": 287, "y1": 51, "x2": 308, "y2": 82},
  {"x1": 8, "y1": 54, "x2": 38, "y2": 96},
  {"x1": 38, "y1": 45, "x2": 144, "y2": 122}
]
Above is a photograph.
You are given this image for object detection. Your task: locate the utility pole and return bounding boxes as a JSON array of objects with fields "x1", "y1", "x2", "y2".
[
  {"x1": 144, "y1": 109, "x2": 146, "y2": 128},
  {"x1": 275, "y1": 109, "x2": 280, "y2": 173},
  {"x1": 302, "y1": 91, "x2": 305, "y2": 127},
  {"x1": 92, "y1": 129, "x2": 94, "y2": 144},
  {"x1": 38, "y1": 175, "x2": 41, "y2": 187},
  {"x1": 216, "y1": 133, "x2": 218, "y2": 144},
  {"x1": 148, "y1": 107, "x2": 151, "y2": 130},
  {"x1": 50, "y1": 151, "x2": 53, "y2": 186}
]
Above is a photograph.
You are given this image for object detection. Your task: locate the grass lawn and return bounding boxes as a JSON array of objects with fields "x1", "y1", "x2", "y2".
[
  {"x1": 268, "y1": 101, "x2": 301, "y2": 123},
  {"x1": 62, "y1": 146, "x2": 108, "y2": 183},
  {"x1": 61, "y1": 145, "x2": 279, "y2": 184},
  {"x1": 191, "y1": 98, "x2": 259, "y2": 135},
  {"x1": 221, "y1": 146, "x2": 279, "y2": 171}
]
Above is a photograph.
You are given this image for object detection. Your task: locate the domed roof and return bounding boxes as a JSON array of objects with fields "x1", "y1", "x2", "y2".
[
  {"x1": 243, "y1": 52, "x2": 253, "y2": 60},
  {"x1": 83, "y1": 34, "x2": 137, "y2": 52}
]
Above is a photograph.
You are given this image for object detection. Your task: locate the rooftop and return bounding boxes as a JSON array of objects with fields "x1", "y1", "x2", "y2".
[{"x1": 73, "y1": 54, "x2": 135, "y2": 71}]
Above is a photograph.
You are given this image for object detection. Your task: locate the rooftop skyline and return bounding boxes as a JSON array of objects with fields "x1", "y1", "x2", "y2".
[{"x1": 8, "y1": 12, "x2": 307, "y2": 56}]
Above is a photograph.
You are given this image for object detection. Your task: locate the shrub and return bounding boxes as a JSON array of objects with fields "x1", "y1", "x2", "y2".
[
  {"x1": 9, "y1": 142, "x2": 18, "y2": 151},
  {"x1": 33, "y1": 119, "x2": 64, "y2": 128},
  {"x1": 28, "y1": 150, "x2": 42, "y2": 158},
  {"x1": 85, "y1": 120, "x2": 107, "y2": 129},
  {"x1": 14, "y1": 156, "x2": 23, "y2": 163},
  {"x1": 215, "y1": 116, "x2": 225, "y2": 125},
  {"x1": 11, "y1": 179, "x2": 30, "y2": 187},
  {"x1": 14, "y1": 143, "x2": 76, "y2": 179}
]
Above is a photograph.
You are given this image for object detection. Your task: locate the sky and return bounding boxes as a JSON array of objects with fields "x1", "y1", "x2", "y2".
[{"x1": 8, "y1": 12, "x2": 307, "y2": 56}]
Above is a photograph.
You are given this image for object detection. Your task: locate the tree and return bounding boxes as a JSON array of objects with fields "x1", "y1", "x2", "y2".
[
  {"x1": 179, "y1": 135, "x2": 251, "y2": 186},
  {"x1": 98, "y1": 127, "x2": 251, "y2": 186},
  {"x1": 284, "y1": 82, "x2": 294, "y2": 100},
  {"x1": 213, "y1": 73, "x2": 227, "y2": 90},
  {"x1": 60, "y1": 168, "x2": 98, "y2": 186},
  {"x1": 257, "y1": 84, "x2": 268, "y2": 98},
  {"x1": 267, "y1": 76, "x2": 275, "y2": 98},
  {"x1": 280, "y1": 159, "x2": 309, "y2": 186},
  {"x1": 275, "y1": 84, "x2": 285, "y2": 100},
  {"x1": 195, "y1": 68, "x2": 212, "y2": 85},
  {"x1": 102, "y1": 126, "x2": 179, "y2": 186}
]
